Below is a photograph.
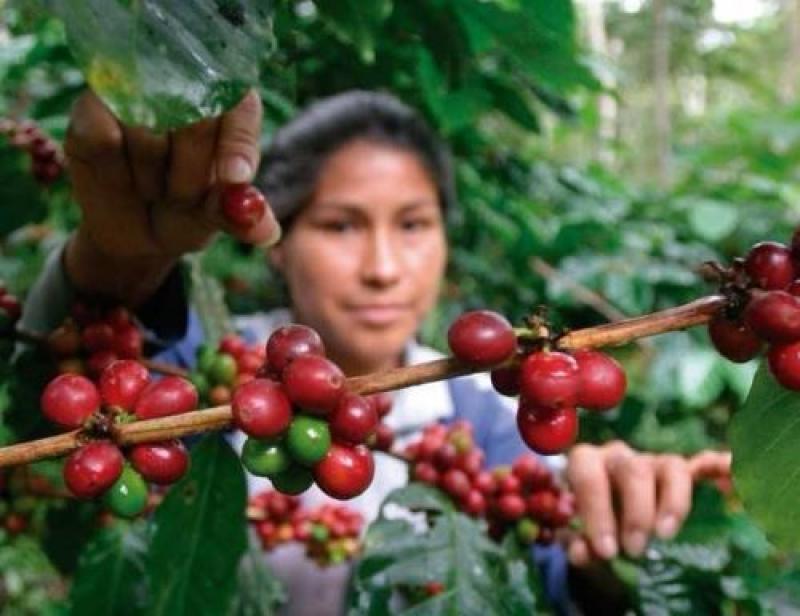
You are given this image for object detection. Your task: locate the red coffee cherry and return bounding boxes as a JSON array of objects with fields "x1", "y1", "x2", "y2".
[
  {"x1": 447, "y1": 310, "x2": 516, "y2": 366},
  {"x1": 220, "y1": 184, "x2": 267, "y2": 228},
  {"x1": 112, "y1": 324, "x2": 143, "y2": 359},
  {"x1": 99, "y1": 360, "x2": 150, "y2": 410},
  {"x1": 134, "y1": 376, "x2": 199, "y2": 420},
  {"x1": 768, "y1": 341, "x2": 800, "y2": 390},
  {"x1": 282, "y1": 355, "x2": 345, "y2": 415},
  {"x1": 0, "y1": 294, "x2": 21, "y2": 321},
  {"x1": 519, "y1": 351, "x2": 580, "y2": 408},
  {"x1": 371, "y1": 423, "x2": 395, "y2": 452},
  {"x1": 63, "y1": 441, "x2": 124, "y2": 499},
  {"x1": 220, "y1": 333, "x2": 247, "y2": 358},
  {"x1": 573, "y1": 349, "x2": 627, "y2": 411},
  {"x1": 81, "y1": 323, "x2": 115, "y2": 352},
  {"x1": 707, "y1": 314, "x2": 763, "y2": 363},
  {"x1": 87, "y1": 350, "x2": 118, "y2": 378},
  {"x1": 313, "y1": 443, "x2": 375, "y2": 500},
  {"x1": 744, "y1": 290, "x2": 800, "y2": 343},
  {"x1": 527, "y1": 490, "x2": 558, "y2": 520},
  {"x1": 41, "y1": 374, "x2": 100, "y2": 429},
  {"x1": 744, "y1": 241, "x2": 795, "y2": 290},
  {"x1": 231, "y1": 378, "x2": 292, "y2": 438},
  {"x1": 491, "y1": 365, "x2": 521, "y2": 397},
  {"x1": 497, "y1": 493, "x2": 526, "y2": 521},
  {"x1": 367, "y1": 392, "x2": 393, "y2": 418},
  {"x1": 440, "y1": 468, "x2": 471, "y2": 499},
  {"x1": 413, "y1": 461, "x2": 439, "y2": 484},
  {"x1": 329, "y1": 393, "x2": 378, "y2": 444},
  {"x1": 129, "y1": 440, "x2": 189, "y2": 485},
  {"x1": 461, "y1": 489, "x2": 487, "y2": 517},
  {"x1": 516, "y1": 404, "x2": 578, "y2": 455},
  {"x1": 266, "y1": 324, "x2": 325, "y2": 376}
]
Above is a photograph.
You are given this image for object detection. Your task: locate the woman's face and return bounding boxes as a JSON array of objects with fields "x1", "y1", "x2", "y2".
[{"x1": 270, "y1": 139, "x2": 447, "y2": 375}]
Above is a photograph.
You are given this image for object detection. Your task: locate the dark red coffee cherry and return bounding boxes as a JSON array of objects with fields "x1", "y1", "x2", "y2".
[
  {"x1": 744, "y1": 290, "x2": 800, "y2": 343},
  {"x1": 134, "y1": 376, "x2": 198, "y2": 419},
  {"x1": 63, "y1": 441, "x2": 124, "y2": 499},
  {"x1": 266, "y1": 324, "x2": 325, "y2": 376},
  {"x1": 282, "y1": 355, "x2": 345, "y2": 415},
  {"x1": 707, "y1": 313, "x2": 763, "y2": 363},
  {"x1": 231, "y1": 378, "x2": 292, "y2": 438},
  {"x1": 447, "y1": 310, "x2": 516, "y2": 367},
  {"x1": 41, "y1": 374, "x2": 100, "y2": 429},
  {"x1": 313, "y1": 443, "x2": 375, "y2": 500},
  {"x1": 516, "y1": 403, "x2": 578, "y2": 455},
  {"x1": 81, "y1": 323, "x2": 115, "y2": 352},
  {"x1": 768, "y1": 341, "x2": 800, "y2": 390},
  {"x1": 745, "y1": 241, "x2": 795, "y2": 290},
  {"x1": 519, "y1": 351, "x2": 580, "y2": 408},
  {"x1": 497, "y1": 493, "x2": 526, "y2": 521},
  {"x1": 112, "y1": 324, "x2": 143, "y2": 359},
  {"x1": 491, "y1": 365, "x2": 521, "y2": 397},
  {"x1": 573, "y1": 349, "x2": 627, "y2": 411},
  {"x1": 99, "y1": 360, "x2": 150, "y2": 410},
  {"x1": 371, "y1": 423, "x2": 395, "y2": 452},
  {"x1": 329, "y1": 393, "x2": 378, "y2": 444},
  {"x1": 220, "y1": 184, "x2": 267, "y2": 228},
  {"x1": 129, "y1": 440, "x2": 189, "y2": 485}
]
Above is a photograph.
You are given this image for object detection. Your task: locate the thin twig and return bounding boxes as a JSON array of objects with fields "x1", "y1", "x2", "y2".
[{"x1": 0, "y1": 295, "x2": 728, "y2": 468}]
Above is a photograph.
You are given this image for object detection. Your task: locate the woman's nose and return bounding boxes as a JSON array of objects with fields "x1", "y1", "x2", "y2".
[{"x1": 360, "y1": 228, "x2": 401, "y2": 288}]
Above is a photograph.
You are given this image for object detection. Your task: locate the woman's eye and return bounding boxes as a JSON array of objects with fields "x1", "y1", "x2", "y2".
[
  {"x1": 321, "y1": 220, "x2": 355, "y2": 233},
  {"x1": 401, "y1": 218, "x2": 431, "y2": 232}
]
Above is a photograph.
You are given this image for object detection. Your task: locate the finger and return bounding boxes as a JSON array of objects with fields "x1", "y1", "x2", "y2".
[
  {"x1": 688, "y1": 451, "x2": 732, "y2": 482},
  {"x1": 123, "y1": 125, "x2": 169, "y2": 203},
  {"x1": 654, "y1": 455, "x2": 692, "y2": 540},
  {"x1": 215, "y1": 89, "x2": 263, "y2": 184},
  {"x1": 65, "y1": 91, "x2": 132, "y2": 195},
  {"x1": 167, "y1": 117, "x2": 219, "y2": 205},
  {"x1": 567, "y1": 444, "x2": 618, "y2": 559},
  {"x1": 608, "y1": 452, "x2": 656, "y2": 558},
  {"x1": 567, "y1": 536, "x2": 592, "y2": 567}
]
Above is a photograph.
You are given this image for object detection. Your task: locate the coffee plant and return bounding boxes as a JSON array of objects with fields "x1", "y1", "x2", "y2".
[{"x1": 2, "y1": 0, "x2": 800, "y2": 614}]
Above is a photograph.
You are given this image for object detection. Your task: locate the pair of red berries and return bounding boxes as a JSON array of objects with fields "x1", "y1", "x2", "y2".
[
  {"x1": 0, "y1": 117, "x2": 63, "y2": 184},
  {"x1": 232, "y1": 324, "x2": 375, "y2": 500},
  {"x1": 709, "y1": 236, "x2": 800, "y2": 390},
  {"x1": 41, "y1": 360, "x2": 196, "y2": 511},
  {"x1": 48, "y1": 305, "x2": 144, "y2": 378}
]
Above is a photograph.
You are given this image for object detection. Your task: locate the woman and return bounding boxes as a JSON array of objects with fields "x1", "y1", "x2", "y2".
[{"x1": 22, "y1": 89, "x2": 729, "y2": 614}]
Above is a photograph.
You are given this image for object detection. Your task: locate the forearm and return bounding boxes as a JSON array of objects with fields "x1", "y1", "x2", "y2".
[{"x1": 64, "y1": 227, "x2": 177, "y2": 308}]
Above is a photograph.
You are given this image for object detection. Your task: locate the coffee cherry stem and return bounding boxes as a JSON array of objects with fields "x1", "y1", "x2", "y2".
[{"x1": 0, "y1": 294, "x2": 727, "y2": 468}]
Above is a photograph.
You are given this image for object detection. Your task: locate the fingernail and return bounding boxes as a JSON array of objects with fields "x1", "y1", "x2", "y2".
[
  {"x1": 656, "y1": 515, "x2": 678, "y2": 539},
  {"x1": 595, "y1": 534, "x2": 618, "y2": 559},
  {"x1": 256, "y1": 222, "x2": 282, "y2": 249},
  {"x1": 221, "y1": 155, "x2": 253, "y2": 184},
  {"x1": 624, "y1": 531, "x2": 647, "y2": 557}
]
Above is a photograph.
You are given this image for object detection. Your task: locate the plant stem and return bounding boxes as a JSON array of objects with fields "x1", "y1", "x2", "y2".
[{"x1": 0, "y1": 294, "x2": 727, "y2": 468}]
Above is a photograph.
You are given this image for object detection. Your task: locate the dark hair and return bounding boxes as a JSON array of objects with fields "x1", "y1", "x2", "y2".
[{"x1": 256, "y1": 90, "x2": 456, "y2": 227}]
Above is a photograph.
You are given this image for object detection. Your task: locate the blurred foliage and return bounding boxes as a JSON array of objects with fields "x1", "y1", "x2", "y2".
[{"x1": 2, "y1": 0, "x2": 800, "y2": 611}]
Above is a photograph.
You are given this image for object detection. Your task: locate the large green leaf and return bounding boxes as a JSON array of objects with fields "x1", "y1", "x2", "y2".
[
  {"x1": 0, "y1": 139, "x2": 48, "y2": 236},
  {"x1": 47, "y1": 0, "x2": 274, "y2": 129},
  {"x1": 68, "y1": 523, "x2": 148, "y2": 616},
  {"x1": 147, "y1": 435, "x2": 248, "y2": 616},
  {"x1": 349, "y1": 484, "x2": 539, "y2": 615},
  {"x1": 731, "y1": 362, "x2": 800, "y2": 551}
]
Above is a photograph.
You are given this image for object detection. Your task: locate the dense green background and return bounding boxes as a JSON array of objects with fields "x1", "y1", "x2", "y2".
[{"x1": 2, "y1": 0, "x2": 800, "y2": 613}]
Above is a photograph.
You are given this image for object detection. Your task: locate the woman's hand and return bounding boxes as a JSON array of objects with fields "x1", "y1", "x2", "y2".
[
  {"x1": 565, "y1": 441, "x2": 731, "y2": 566},
  {"x1": 63, "y1": 89, "x2": 280, "y2": 304}
]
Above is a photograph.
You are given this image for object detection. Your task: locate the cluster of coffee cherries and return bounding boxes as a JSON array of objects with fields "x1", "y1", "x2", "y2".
[
  {"x1": 0, "y1": 117, "x2": 64, "y2": 185},
  {"x1": 447, "y1": 310, "x2": 627, "y2": 455},
  {"x1": 233, "y1": 324, "x2": 376, "y2": 500},
  {"x1": 39, "y1": 360, "x2": 196, "y2": 516},
  {"x1": 406, "y1": 422, "x2": 574, "y2": 545},
  {"x1": 249, "y1": 490, "x2": 363, "y2": 566},
  {"x1": 708, "y1": 233, "x2": 800, "y2": 391},
  {"x1": 47, "y1": 304, "x2": 144, "y2": 378},
  {"x1": 191, "y1": 334, "x2": 265, "y2": 406}
]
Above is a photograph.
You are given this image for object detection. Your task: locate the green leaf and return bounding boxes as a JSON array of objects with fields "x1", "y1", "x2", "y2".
[
  {"x1": 317, "y1": 0, "x2": 392, "y2": 63},
  {"x1": 48, "y1": 0, "x2": 275, "y2": 129},
  {"x1": 0, "y1": 139, "x2": 48, "y2": 236},
  {"x1": 148, "y1": 435, "x2": 248, "y2": 616},
  {"x1": 228, "y1": 534, "x2": 286, "y2": 616},
  {"x1": 68, "y1": 523, "x2": 148, "y2": 616},
  {"x1": 687, "y1": 200, "x2": 739, "y2": 242},
  {"x1": 349, "y1": 484, "x2": 539, "y2": 615},
  {"x1": 731, "y1": 362, "x2": 800, "y2": 551},
  {"x1": 187, "y1": 253, "x2": 233, "y2": 349}
]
